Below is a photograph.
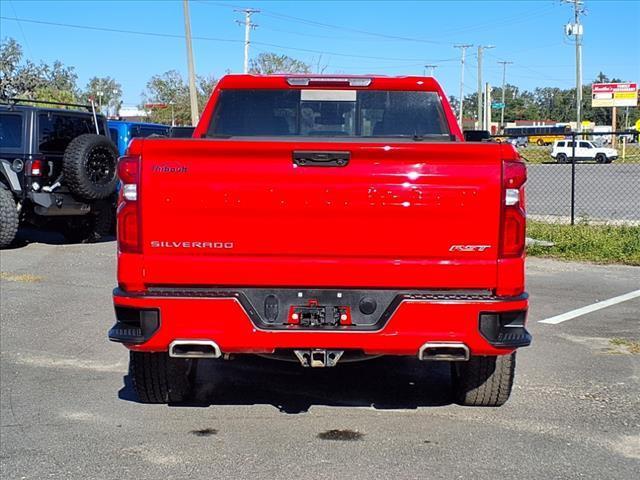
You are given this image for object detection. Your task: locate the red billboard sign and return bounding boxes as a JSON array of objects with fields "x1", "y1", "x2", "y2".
[{"x1": 592, "y1": 83, "x2": 638, "y2": 107}]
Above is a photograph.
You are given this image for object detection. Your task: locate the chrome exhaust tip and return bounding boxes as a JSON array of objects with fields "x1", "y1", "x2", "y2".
[
  {"x1": 169, "y1": 340, "x2": 222, "y2": 359},
  {"x1": 418, "y1": 342, "x2": 470, "y2": 361}
]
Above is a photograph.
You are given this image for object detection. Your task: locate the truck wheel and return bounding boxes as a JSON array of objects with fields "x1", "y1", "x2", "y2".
[
  {"x1": 595, "y1": 153, "x2": 607, "y2": 164},
  {"x1": 451, "y1": 353, "x2": 516, "y2": 407},
  {"x1": 60, "y1": 204, "x2": 114, "y2": 243},
  {"x1": 0, "y1": 187, "x2": 19, "y2": 248},
  {"x1": 129, "y1": 351, "x2": 194, "y2": 404},
  {"x1": 556, "y1": 153, "x2": 568, "y2": 163},
  {"x1": 63, "y1": 134, "x2": 118, "y2": 200}
]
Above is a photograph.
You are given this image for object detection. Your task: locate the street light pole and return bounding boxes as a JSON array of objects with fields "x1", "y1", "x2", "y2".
[
  {"x1": 498, "y1": 61, "x2": 513, "y2": 132},
  {"x1": 564, "y1": 0, "x2": 584, "y2": 132},
  {"x1": 454, "y1": 44, "x2": 472, "y2": 129},
  {"x1": 183, "y1": 0, "x2": 199, "y2": 126},
  {"x1": 477, "y1": 45, "x2": 495, "y2": 130},
  {"x1": 96, "y1": 91, "x2": 104, "y2": 113}
]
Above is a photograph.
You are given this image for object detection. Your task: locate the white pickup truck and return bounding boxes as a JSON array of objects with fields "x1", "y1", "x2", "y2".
[{"x1": 550, "y1": 140, "x2": 618, "y2": 164}]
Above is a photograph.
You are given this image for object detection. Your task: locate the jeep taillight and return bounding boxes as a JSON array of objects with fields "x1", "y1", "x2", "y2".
[
  {"x1": 26, "y1": 158, "x2": 46, "y2": 176},
  {"x1": 117, "y1": 156, "x2": 141, "y2": 254},
  {"x1": 500, "y1": 160, "x2": 527, "y2": 257}
]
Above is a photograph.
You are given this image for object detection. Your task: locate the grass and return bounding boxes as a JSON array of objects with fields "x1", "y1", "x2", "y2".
[
  {"x1": 526, "y1": 221, "x2": 640, "y2": 265},
  {"x1": 609, "y1": 338, "x2": 640, "y2": 355},
  {"x1": 0, "y1": 272, "x2": 43, "y2": 283}
]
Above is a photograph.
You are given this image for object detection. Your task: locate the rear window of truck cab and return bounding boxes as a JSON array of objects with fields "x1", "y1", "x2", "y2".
[{"x1": 207, "y1": 89, "x2": 451, "y2": 139}]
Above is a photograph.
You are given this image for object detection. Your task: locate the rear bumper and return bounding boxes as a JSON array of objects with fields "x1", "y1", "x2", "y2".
[
  {"x1": 110, "y1": 288, "x2": 530, "y2": 357},
  {"x1": 29, "y1": 192, "x2": 92, "y2": 216}
]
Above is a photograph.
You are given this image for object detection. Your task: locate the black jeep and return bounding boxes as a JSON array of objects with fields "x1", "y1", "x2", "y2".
[{"x1": 0, "y1": 100, "x2": 119, "y2": 247}]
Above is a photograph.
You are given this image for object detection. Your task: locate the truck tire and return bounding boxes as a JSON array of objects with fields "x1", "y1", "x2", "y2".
[
  {"x1": 129, "y1": 352, "x2": 194, "y2": 404},
  {"x1": 60, "y1": 205, "x2": 114, "y2": 243},
  {"x1": 63, "y1": 134, "x2": 118, "y2": 200},
  {"x1": 0, "y1": 186, "x2": 19, "y2": 248},
  {"x1": 595, "y1": 153, "x2": 607, "y2": 164},
  {"x1": 556, "y1": 153, "x2": 568, "y2": 163},
  {"x1": 451, "y1": 353, "x2": 516, "y2": 407}
]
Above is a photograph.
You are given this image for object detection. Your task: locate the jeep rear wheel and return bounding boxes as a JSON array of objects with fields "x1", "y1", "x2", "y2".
[
  {"x1": 129, "y1": 351, "x2": 194, "y2": 404},
  {"x1": 63, "y1": 134, "x2": 118, "y2": 200},
  {"x1": 0, "y1": 187, "x2": 19, "y2": 248},
  {"x1": 451, "y1": 353, "x2": 516, "y2": 407}
]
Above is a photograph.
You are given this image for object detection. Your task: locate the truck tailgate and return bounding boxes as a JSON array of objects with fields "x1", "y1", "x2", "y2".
[{"x1": 138, "y1": 139, "x2": 504, "y2": 289}]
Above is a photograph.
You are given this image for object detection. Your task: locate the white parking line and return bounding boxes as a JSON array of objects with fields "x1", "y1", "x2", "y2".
[{"x1": 539, "y1": 289, "x2": 640, "y2": 325}]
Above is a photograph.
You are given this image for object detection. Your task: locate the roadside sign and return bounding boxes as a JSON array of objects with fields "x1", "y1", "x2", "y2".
[
  {"x1": 591, "y1": 83, "x2": 638, "y2": 107},
  {"x1": 635, "y1": 119, "x2": 640, "y2": 132},
  {"x1": 491, "y1": 102, "x2": 505, "y2": 109},
  {"x1": 144, "y1": 103, "x2": 168, "y2": 109}
]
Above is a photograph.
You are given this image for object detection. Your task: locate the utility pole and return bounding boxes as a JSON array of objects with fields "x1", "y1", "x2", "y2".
[
  {"x1": 454, "y1": 44, "x2": 472, "y2": 129},
  {"x1": 498, "y1": 61, "x2": 513, "y2": 132},
  {"x1": 236, "y1": 8, "x2": 259, "y2": 74},
  {"x1": 484, "y1": 82, "x2": 492, "y2": 133},
  {"x1": 564, "y1": 0, "x2": 584, "y2": 132},
  {"x1": 183, "y1": 0, "x2": 199, "y2": 125},
  {"x1": 424, "y1": 64, "x2": 438, "y2": 77},
  {"x1": 477, "y1": 45, "x2": 495, "y2": 130}
]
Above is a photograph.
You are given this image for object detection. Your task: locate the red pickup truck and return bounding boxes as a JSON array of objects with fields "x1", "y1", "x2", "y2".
[{"x1": 109, "y1": 75, "x2": 530, "y2": 406}]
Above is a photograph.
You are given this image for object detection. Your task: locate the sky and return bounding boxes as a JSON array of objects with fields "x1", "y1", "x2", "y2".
[{"x1": 1, "y1": 0, "x2": 639, "y2": 105}]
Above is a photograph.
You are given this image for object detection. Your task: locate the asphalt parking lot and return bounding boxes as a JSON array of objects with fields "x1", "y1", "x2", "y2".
[{"x1": 1, "y1": 232, "x2": 639, "y2": 479}]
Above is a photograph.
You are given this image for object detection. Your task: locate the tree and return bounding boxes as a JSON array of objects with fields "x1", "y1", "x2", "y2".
[
  {"x1": 197, "y1": 74, "x2": 218, "y2": 112},
  {"x1": 249, "y1": 53, "x2": 311, "y2": 74},
  {"x1": 1, "y1": 38, "x2": 43, "y2": 100},
  {"x1": 141, "y1": 70, "x2": 217, "y2": 125},
  {"x1": 83, "y1": 76, "x2": 122, "y2": 116},
  {"x1": 0, "y1": 37, "x2": 79, "y2": 102}
]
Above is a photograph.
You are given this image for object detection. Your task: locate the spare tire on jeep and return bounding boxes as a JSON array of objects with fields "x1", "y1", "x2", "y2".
[{"x1": 63, "y1": 134, "x2": 118, "y2": 200}]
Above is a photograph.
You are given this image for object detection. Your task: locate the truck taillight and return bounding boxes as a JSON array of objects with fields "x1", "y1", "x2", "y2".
[
  {"x1": 500, "y1": 160, "x2": 526, "y2": 257},
  {"x1": 117, "y1": 156, "x2": 141, "y2": 254}
]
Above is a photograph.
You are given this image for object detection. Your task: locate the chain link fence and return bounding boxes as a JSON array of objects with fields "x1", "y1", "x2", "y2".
[{"x1": 493, "y1": 131, "x2": 640, "y2": 225}]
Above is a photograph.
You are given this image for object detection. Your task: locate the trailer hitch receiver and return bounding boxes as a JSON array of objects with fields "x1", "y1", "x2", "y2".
[{"x1": 294, "y1": 349, "x2": 344, "y2": 367}]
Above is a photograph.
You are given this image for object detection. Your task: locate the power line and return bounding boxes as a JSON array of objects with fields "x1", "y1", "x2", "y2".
[
  {"x1": 197, "y1": 0, "x2": 557, "y2": 47},
  {"x1": 435, "y1": 5, "x2": 557, "y2": 39},
  {"x1": 196, "y1": 0, "x2": 456, "y2": 45},
  {"x1": 7, "y1": 0, "x2": 33, "y2": 58},
  {"x1": 0, "y1": 16, "x2": 441, "y2": 62},
  {"x1": 485, "y1": 51, "x2": 571, "y2": 83}
]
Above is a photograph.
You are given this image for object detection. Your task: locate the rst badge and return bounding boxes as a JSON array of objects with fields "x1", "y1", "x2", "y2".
[{"x1": 449, "y1": 245, "x2": 492, "y2": 252}]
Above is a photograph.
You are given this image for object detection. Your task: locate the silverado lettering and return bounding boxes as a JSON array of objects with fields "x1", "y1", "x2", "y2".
[
  {"x1": 110, "y1": 75, "x2": 531, "y2": 407},
  {"x1": 150, "y1": 241, "x2": 234, "y2": 249}
]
